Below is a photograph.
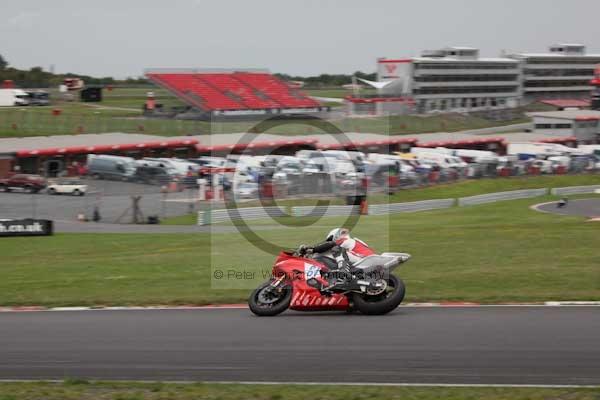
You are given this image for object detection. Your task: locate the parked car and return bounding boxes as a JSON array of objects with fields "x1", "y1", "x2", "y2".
[
  {"x1": 0, "y1": 174, "x2": 47, "y2": 193},
  {"x1": 46, "y1": 179, "x2": 87, "y2": 196},
  {"x1": 26, "y1": 90, "x2": 50, "y2": 106},
  {"x1": 234, "y1": 182, "x2": 259, "y2": 199}
]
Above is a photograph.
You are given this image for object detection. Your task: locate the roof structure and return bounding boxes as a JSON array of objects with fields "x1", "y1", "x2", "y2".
[
  {"x1": 0, "y1": 133, "x2": 198, "y2": 157},
  {"x1": 0, "y1": 128, "x2": 580, "y2": 159},
  {"x1": 539, "y1": 99, "x2": 591, "y2": 109},
  {"x1": 528, "y1": 110, "x2": 600, "y2": 121}
]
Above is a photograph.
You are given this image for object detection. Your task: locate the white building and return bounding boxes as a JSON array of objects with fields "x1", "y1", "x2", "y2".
[
  {"x1": 508, "y1": 44, "x2": 600, "y2": 102},
  {"x1": 376, "y1": 47, "x2": 522, "y2": 114},
  {"x1": 529, "y1": 110, "x2": 600, "y2": 143}
]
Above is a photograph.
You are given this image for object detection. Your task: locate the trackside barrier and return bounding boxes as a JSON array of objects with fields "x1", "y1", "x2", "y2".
[
  {"x1": 197, "y1": 206, "x2": 286, "y2": 225},
  {"x1": 551, "y1": 185, "x2": 600, "y2": 196},
  {"x1": 458, "y1": 188, "x2": 548, "y2": 207},
  {"x1": 291, "y1": 205, "x2": 360, "y2": 218},
  {"x1": 368, "y1": 199, "x2": 455, "y2": 215},
  {"x1": 195, "y1": 188, "x2": 568, "y2": 224}
]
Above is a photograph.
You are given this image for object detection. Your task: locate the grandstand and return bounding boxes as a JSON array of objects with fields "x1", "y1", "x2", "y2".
[{"x1": 145, "y1": 69, "x2": 326, "y2": 119}]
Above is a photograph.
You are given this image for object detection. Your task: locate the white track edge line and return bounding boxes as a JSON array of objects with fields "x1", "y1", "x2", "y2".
[{"x1": 0, "y1": 379, "x2": 598, "y2": 388}]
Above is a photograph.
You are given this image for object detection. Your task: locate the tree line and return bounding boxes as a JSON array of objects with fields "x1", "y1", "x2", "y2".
[
  {"x1": 0, "y1": 54, "x2": 146, "y2": 88},
  {"x1": 0, "y1": 53, "x2": 376, "y2": 89}
]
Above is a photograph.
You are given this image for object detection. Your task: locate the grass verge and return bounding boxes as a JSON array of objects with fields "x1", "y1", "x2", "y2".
[
  {"x1": 0, "y1": 381, "x2": 598, "y2": 400},
  {"x1": 1, "y1": 195, "x2": 599, "y2": 306}
]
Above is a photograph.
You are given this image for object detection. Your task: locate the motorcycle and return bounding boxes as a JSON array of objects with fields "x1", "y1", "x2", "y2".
[{"x1": 248, "y1": 241, "x2": 411, "y2": 316}]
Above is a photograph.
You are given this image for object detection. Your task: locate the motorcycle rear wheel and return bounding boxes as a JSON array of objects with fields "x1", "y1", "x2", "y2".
[
  {"x1": 248, "y1": 281, "x2": 292, "y2": 317},
  {"x1": 352, "y1": 275, "x2": 405, "y2": 315}
]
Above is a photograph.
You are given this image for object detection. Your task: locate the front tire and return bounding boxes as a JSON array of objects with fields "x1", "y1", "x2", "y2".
[
  {"x1": 48, "y1": 188, "x2": 57, "y2": 195},
  {"x1": 248, "y1": 281, "x2": 292, "y2": 317},
  {"x1": 352, "y1": 275, "x2": 406, "y2": 315}
]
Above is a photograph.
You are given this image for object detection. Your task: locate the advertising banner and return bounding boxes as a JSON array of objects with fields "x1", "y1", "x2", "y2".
[{"x1": 0, "y1": 219, "x2": 54, "y2": 237}]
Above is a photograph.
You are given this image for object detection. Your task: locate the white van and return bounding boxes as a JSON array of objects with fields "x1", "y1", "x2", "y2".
[
  {"x1": 412, "y1": 151, "x2": 467, "y2": 171},
  {"x1": 367, "y1": 153, "x2": 414, "y2": 173},
  {"x1": 0, "y1": 89, "x2": 29, "y2": 107},
  {"x1": 139, "y1": 158, "x2": 198, "y2": 176}
]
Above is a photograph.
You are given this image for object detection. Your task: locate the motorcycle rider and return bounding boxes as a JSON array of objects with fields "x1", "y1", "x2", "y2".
[{"x1": 325, "y1": 227, "x2": 375, "y2": 265}]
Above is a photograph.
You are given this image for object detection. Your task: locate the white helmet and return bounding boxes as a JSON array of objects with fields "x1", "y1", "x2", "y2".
[{"x1": 326, "y1": 227, "x2": 350, "y2": 242}]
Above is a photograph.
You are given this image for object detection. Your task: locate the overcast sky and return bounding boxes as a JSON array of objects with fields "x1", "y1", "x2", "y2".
[{"x1": 1, "y1": 0, "x2": 599, "y2": 78}]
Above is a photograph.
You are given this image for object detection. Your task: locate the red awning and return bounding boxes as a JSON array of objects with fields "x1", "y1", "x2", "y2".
[
  {"x1": 539, "y1": 136, "x2": 577, "y2": 144},
  {"x1": 418, "y1": 137, "x2": 504, "y2": 148},
  {"x1": 540, "y1": 99, "x2": 591, "y2": 108},
  {"x1": 317, "y1": 138, "x2": 417, "y2": 150},
  {"x1": 196, "y1": 138, "x2": 317, "y2": 153},
  {"x1": 345, "y1": 96, "x2": 416, "y2": 104},
  {"x1": 15, "y1": 138, "x2": 199, "y2": 158}
]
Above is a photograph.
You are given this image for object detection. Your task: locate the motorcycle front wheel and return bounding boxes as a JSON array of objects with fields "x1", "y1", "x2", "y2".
[
  {"x1": 352, "y1": 275, "x2": 405, "y2": 315},
  {"x1": 248, "y1": 281, "x2": 292, "y2": 317}
]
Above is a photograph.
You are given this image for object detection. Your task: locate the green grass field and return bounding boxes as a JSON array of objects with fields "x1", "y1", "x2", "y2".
[
  {"x1": 1, "y1": 192, "x2": 599, "y2": 306},
  {"x1": 0, "y1": 381, "x2": 598, "y2": 400},
  {"x1": 0, "y1": 86, "x2": 529, "y2": 137}
]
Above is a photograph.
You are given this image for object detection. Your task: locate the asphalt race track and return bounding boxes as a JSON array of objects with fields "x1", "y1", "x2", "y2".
[
  {"x1": 536, "y1": 198, "x2": 600, "y2": 218},
  {"x1": 1, "y1": 307, "x2": 599, "y2": 385}
]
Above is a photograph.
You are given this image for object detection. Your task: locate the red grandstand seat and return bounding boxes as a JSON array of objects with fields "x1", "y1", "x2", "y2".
[
  {"x1": 146, "y1": 71, "x2": 320, "y2": 112},
  {"x1": 198, "y1": 74, "x2": 282, "y2": 109},
  {"x1": 234, "y1": 73, "x2": 320, "y2": 108}
]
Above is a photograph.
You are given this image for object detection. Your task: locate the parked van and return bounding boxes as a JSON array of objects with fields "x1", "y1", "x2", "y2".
[
  {"x1": 140, "y1": 158, "x2": 198, "y2": 176},
  {"x1": 411, "y1": 150, "x2": 467, "y2": 171},
  {"x1": 87, "y1": 154, "x2": 137, "y2": 180},
  {"x1": 0, "y1": 89, "x2": 29, "y2": 107}
]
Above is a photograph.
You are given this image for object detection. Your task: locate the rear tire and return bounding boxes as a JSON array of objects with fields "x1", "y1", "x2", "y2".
[
  {"x1": 48, "y1": 188, "x2": 57, "y2": 195},
  {"x1": 73, "y1": 189, "x2": 82, "y2": 196},
  {"x1": 0, "y1": 184, "x2": 7, "y2": 192},
  {"x1": 248, "y1": 281, "x2": 292, "y2": 317},
  {"x1": 352, "y1": 275, "x2": 405, "y2": 316}
]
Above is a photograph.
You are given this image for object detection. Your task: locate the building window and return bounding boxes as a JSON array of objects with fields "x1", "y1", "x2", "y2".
[
  {"x1": 416, "y1": 63, "x2": 518, "y2": 70},
  {"x1": 524, "y1": 80, "x2": 592, "y2": 88},
  {"x1": 523, "y1": 69, "x2": 595, "y2": 77},
  {"x1": 413, "y1": 86, "x2": 519, "y2": 95},
  {"x1": 535, "y1": 123, "x2": 572, "y2": 129},
  {"x1": 414, "y1": 74, "x2": 519, "y2": 82},
  {"x1": 525, "y1": 58, "x2": 600, "y2": 65}
]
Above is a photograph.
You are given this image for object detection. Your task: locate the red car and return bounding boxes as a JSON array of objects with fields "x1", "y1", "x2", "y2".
[{"x1": 0, "y1": 174, "x2": 47, "y2": 194}]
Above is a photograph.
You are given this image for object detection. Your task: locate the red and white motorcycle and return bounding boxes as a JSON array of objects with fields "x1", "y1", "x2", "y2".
[{"x1": 248, "y1": 240, "x2": 410, "y2": 316}]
